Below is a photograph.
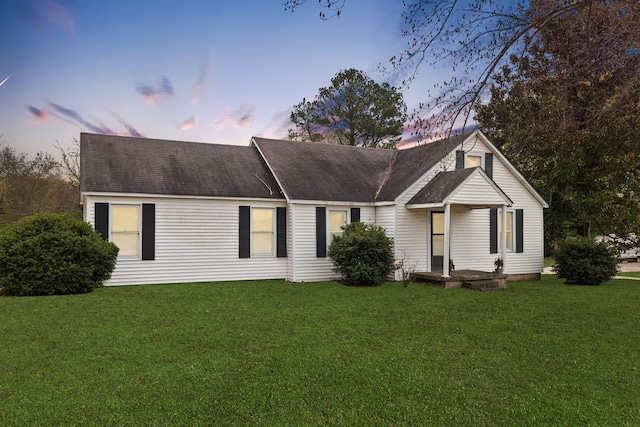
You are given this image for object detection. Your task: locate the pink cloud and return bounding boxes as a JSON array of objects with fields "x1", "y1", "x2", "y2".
[
  {"x1": 180, "y1": 116, "x2": 197, "y2": 130},
  {"x1": 27, "y1": 105, "x2": 50, "y2": 122},
  {"x1": 215, "y1": 103, "x2": 255, "y2": 130},
  {"x1": 136, "y1": 76, "x2": 174, "y2": 105}
]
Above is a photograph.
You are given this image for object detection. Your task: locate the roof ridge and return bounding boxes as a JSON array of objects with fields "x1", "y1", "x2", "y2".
[{"x1": 252, "y1": 136, "x2": 401, "y2": 152}]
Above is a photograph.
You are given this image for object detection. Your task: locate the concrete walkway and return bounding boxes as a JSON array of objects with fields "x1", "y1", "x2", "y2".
[{"x1": 543, "y1": 262, "x2": 640, "y2": 280}]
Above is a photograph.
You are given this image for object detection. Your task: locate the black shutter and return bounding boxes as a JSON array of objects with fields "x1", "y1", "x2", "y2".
[
  {"x1": 516, "y1": 209, "x2": 524, "y2": 253},
  {"x1": 276, "y1": 207, "x2": 287, "y2": 257},
  {"x1": 350, "y1": 207, "x2": 360, "y2": 223},
  {"x1": 239, "y1": 206, "x2": 251, "y2": 258},
  {"x1": 485, "y1": 153, "x2": 494, "y2": 179},
  {"x1": 95, "y1": 203, "x2": 109, "y2": 240},
  {"x1": 490, "y1": 208, "x2": 498, "y2": 254},
  {"x1": 316, "y1": 207, "x2": 326, "y2": 258},
  {"x1": 456, "y1": 150, "x2": 465, "y2": 169},
  {"x1": 141, "y1": 204, "x2": 155, "y2": 260}
]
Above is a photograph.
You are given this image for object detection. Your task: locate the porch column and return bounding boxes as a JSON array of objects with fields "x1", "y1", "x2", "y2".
[
  {"x1": 443, "y1": 203, "x2": 451, "y2": 278},
  {"x1": 501, "y1": 204, "x2": 507, "y2": 274}
]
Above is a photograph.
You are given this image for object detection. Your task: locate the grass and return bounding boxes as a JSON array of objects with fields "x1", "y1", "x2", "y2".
[{"x1": 2, "y1": 277, "x2": 640, "y2": 426}]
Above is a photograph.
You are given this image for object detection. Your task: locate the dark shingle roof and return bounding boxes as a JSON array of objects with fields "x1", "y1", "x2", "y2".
[
  {"x1": 375, "y1": 134, "x2": 466, "y2": 201},
  {"x1": 252, "y1": 137, "x2": 395, "y2": 202},
  {"x1": 81, "y1": 133, "x2": 470, "y2": 203},
  {"x1": 406, "y1": 168, "x2": 476, "y2": 205},
  {"x1": 80, "y1": 133, "x2": 284, "y2": 199},
  {"x1": 253, "y1": 135, "x2": 467, "y2": 202}
]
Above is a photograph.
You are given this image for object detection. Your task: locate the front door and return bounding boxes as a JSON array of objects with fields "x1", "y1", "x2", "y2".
[{"x1": 431, "y1": 211, "x2": 445, "y2": 272}]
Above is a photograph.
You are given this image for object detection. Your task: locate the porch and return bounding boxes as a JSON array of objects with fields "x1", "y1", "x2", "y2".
[{"x1": 413, "y1": 269, "x2": 507, "y2": 290}]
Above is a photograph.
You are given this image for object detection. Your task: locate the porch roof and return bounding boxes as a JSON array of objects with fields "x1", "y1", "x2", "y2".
[{"x1": 406, "y1": 167, "x2": 513, "y2": 209}]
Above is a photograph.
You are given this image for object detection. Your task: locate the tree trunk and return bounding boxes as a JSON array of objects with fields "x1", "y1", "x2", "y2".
[{"x1": 577, "y1": 221, "x2": 591, "y2": 238}]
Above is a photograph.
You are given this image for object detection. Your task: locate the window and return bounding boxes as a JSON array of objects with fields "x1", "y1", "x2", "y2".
[
  {"x1": 111, "y1": 205, "x2": 140, "y2": 257},
  {"x1": 329, "y1": 210, "x2": 347, "y2": 242},
  {"x1": 95, "y1": 203, "x2": 154, "y2": 260},
  {"x1": 239, "y1": 206, "x2": 286, "y2": 258},
  {"x1": 467, "y1": 155, "x2": 481, "y2": 168},
  {"x1": 499, "y1": 211, "x2": 514, "y2": 252},
  {"x1": 252, "y1": 208, "x2": 274, "y2": 255}
]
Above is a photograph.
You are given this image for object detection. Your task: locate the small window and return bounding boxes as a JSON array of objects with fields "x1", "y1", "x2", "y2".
[
  {"x1": 252, "y1": 208, "x2": 274, "y2": 255},
  {"x1": 467, "y1": 155, "x2": 481, "y2": 168},
  {"x1": 111, "y1": 205, "x2": 140, "y2": 258},
  {"x1": 329, "y1": 211, "x2": 347, "y2": 242},
  {"x1": 499, "y1": 211, "x2": 514, "y2": 252}
]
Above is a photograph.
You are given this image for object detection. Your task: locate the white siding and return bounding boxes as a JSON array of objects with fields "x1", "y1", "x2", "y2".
[
  {"x1": 86, "y1": 196, "x2": 287, "y2": 286},
  {"x1": 447, "y1": 134, "x2": 545, "y2": 274},
  {"x1": 449, "y1": 173, "x2": 508, "y2": 206},
  {"x1": 375, "y1": 205, "x2": 396, "y2": 245},
  {"x1": 450, "y1": 206, "x2": 494, "y2": 271},
  {"x1": 391, "y1": 132, "x2": 545, "y2": 276},
  {"x1": 287, "y1": 204, "x2": 377, "y2": 282},
  {"x1": 84, "y1": 131, "x2": 544, "y2": 285},
  {"x1": 394, "y1": 205, "x2": 428, "y2": 272}
]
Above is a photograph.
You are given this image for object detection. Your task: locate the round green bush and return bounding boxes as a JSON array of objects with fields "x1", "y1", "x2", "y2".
[
  {"x1": 0, "y1": 213, "x2": 119, "y2": 296},
  {"x1": 552, "y1": 238, "x2": 618, "y2": 286},
  {"x1": 328, "y1": 222, "x2": 394, "y2": 286}
]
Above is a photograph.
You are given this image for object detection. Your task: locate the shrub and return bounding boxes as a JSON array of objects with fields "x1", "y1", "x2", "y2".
[
  {"x1": 552, "y1": 238, "x2": 618, "y2": 286},
  {"x1": 0, "y1": 212, "x2": 119, "y2": 296},
  {"x1": 328, "y1": 222, "x2": 394, "y2": 286}
]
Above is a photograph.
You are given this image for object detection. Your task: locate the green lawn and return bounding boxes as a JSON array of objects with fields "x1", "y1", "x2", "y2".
[{"x1": 2, "y1": 276, "x2": 640, "y2": 426}]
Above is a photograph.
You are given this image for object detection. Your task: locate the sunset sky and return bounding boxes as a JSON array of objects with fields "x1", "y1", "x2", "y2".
[{"x1": 0, "y1": 0, "x2": 439, "y2": 156}]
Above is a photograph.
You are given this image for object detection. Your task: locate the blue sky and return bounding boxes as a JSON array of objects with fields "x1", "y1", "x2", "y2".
[{"x1": 0, "y1": 0, "x2": 437, "y2": 156}]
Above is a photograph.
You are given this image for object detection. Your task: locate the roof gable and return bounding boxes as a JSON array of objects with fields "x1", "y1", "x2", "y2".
[
  {"x1": 406, "y1": 167, "x2": 512, "y2": 208},
  {"x1": 473, "y1": 131, "x2": 549, "y2": 208},
  {"x1": 80, "y1": 130, "x2": 546, "y2": 208},
  {"x1": 80, "y1": 133, "x2": 284, "y2": 199},
  {"x1": 252, "y1": 137, "x2": 395, "y2": 202},
  {"x1": 252, "y1": 135, "x2": 468, "y2": 203},
  {"x1": 374, "y1": 134, "x2": 467, "y2": 201}
]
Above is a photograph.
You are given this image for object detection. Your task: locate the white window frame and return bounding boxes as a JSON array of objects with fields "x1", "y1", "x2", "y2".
[
  {"x1": 498, "y1": 210, "x2": 515, "y2": 252},
  {"x1": 328, "y1": 210, "x2": 348, "y2": 245},
  {"x1": 251, "y1": 207, "x2": 275, "y2": 256},
  {"x1": 466, "y1": 154, "x2": 482, "y2": 168},
  {"x1": 110, "y1": 204, "x2": 141, "y2": 260}
]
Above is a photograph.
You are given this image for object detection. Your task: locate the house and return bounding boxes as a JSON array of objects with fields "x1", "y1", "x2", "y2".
[{"x1": 80, "y1": 130, "x2": 548, "y2": 286}]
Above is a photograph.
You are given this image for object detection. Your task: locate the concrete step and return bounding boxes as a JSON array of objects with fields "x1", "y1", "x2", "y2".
[{"x1": 462, "y1": 279, "x2": 505, "y2": 291}]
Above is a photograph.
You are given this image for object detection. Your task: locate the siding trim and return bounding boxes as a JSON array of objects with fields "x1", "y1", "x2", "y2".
[
  {"x1": 316, "y1": 207, "x2": 326, "y2": 258},
  {"x1": 516, "y1": 208, "x2": 524, "y2": 253},
  {"x1": 350, "y1": 207, "x2": 360, "y2": 223},
  {"x1": 489, "y1": 208, "x2": 498, "y2": 254},
  {"x1": 239, "y1": 206, "x2": 251, "y2": 258},
  {"x1": 456, "y1": 150, "x2": 465, "y2": 169},
  {"x1": 277, "y1": 206, "x2": 287, "y2": 257},
  {"x1": 141, "y1": 203, "x2": 155, "y2": 260},
  {"x1": 485, "y1": 152, "x2": 493, "y2": 179},
  {"x1": 95, "y1": 202, "x2": 109, "y2": 240}
]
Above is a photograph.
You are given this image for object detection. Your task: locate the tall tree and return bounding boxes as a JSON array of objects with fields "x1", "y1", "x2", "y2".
[
  {"x1": 289, "y1": 68, "x2": 407, "y2": 149},
  {"x1": 286, "y1": 0, "x2": 640, "y2": 244},
  {"x1": 285, "y1": 1, "x2": 639, "y2": 138},
  {"x1": 475, "y1": 3, "x2": 640, "y2": 241}
]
